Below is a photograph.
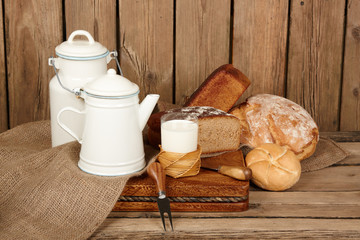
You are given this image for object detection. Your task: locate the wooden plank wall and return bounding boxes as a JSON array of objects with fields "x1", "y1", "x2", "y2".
[
  {"x1": 287, "y1": 0, "x2": 346, "y2": 131},
  {"x1": 4, "y1": 0, "x2": 62, "y2": 128},
  {"x1": 341, "y1": 0, "x2": 360, "y2": 131},
  {"x1": 176, "y1": 0, "x2": 230, "y2": 105},
  {"x1": 233, "y1": 0, "x2": 289, "y2": 101},
  {"x1": 0, "y1": 0, "x2": 7, "y2": 132},
  {"x1": 0, "y1": 0, "x2": 359, "y2": 133},
  {"x1": 119, "y1": 0, "x2": 173, "y2": 102},
  {"x1": 65, "y1": 0, "x2": 117, "y2": 69}
]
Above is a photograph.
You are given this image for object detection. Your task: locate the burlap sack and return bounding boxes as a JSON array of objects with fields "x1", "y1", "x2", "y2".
[
  {"x1": 0, "y1": 121, "x2": 158, "y2": 240},
  {"x1": 300, "y1": 137, "x2": 349, "y2": 172}
]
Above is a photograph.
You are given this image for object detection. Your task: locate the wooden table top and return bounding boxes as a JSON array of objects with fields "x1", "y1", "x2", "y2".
[{"x1": 90, "y1": 132, "x2": 360, "y2": 239}]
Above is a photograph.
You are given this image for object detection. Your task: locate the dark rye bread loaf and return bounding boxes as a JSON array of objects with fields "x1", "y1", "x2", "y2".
[
  {"x1": 147, "y1": 106, "x2": 241, "y2": 154},
  {"x1": 184, "y1": 64, "x2": 251, "y2": 112}
]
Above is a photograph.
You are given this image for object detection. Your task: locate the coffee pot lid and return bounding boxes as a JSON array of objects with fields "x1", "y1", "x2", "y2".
[
  {"x1": 84, "y1": 69, "x2": 139, "y2": 98},
  {"x1": 55, "y1": 30, "x2": 109, "y2": 60}
]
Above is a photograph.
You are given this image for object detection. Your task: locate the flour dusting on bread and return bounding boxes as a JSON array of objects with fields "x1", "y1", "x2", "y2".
[{"x1": 230, "y1": 94, "x2": 319, "y2": 160}]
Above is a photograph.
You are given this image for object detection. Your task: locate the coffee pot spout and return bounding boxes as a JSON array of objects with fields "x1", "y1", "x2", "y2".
[{"x1": 138, "y1": 94, "x2": 160, "y2": 131}]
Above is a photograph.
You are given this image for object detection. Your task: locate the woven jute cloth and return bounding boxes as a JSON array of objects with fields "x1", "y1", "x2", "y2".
[
  {"x1": 0, "y1": 121, "x2": 158, "y2": 240},
  {"x1": 300, "y1": 137, "x2": 349, "y2": 172}
]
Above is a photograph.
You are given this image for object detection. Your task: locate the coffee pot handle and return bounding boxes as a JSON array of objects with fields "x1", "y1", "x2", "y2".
[{"x1": 57, "y1": 107, "x2": 85, "y2": 144}]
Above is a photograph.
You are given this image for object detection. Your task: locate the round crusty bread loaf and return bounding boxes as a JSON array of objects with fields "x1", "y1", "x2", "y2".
[
  {"x1": 245, "y1": 143, "x2": 301, "y2": 191},
  {"x1": 230, "y1": 94, "x2": 319, "y2": 161}
]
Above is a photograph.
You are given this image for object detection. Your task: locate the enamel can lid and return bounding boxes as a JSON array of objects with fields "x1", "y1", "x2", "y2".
[
  {"x1": 84, "y1": 69, "x2": 139, "y2": 98},
  {"x1": 55, "y1": 30, "x2": 109, "y2": 60}
]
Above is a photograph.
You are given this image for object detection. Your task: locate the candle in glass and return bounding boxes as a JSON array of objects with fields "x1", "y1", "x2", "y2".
[{"x1": 161, "y1": 113, "x2": 198, "y2": 153}]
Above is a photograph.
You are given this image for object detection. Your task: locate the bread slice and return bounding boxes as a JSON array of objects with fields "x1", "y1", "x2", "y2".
[
  {"x1": 184, "y1": 64, "x2": 251, "y2": 112},
  {"x1": 147, "y1": 106, "x2": 241, "y2": 154}
]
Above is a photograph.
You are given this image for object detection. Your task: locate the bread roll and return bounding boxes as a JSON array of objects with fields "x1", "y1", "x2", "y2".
[
  {"x1": 230, "y1": 94, "x2": 319, "y2": 161},
  {"x1": 147, "y1": 106, "x2": 241, "y2": 154},
  {"x1": 184, "y1": 64, "x2": 251, "y2": 112},
  {"x1": 245, "y1": 143, "x2": 301, "y2": 191}
]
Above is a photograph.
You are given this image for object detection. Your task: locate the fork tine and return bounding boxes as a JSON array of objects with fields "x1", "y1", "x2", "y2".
[
  {"x1": 148, "y1": 162, "x2": 174, "y2": 231},
  {"x1": 160, "y1": 211, "x2": 166, "y2": 231},
  {"x1": 167, "y1": 210, "x2": 174, "y2": 231}
]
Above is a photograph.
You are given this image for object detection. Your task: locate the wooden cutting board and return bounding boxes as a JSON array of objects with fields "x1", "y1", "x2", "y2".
[{"x1": 113, "y1": 150, "x2": 249, "y2": 212}]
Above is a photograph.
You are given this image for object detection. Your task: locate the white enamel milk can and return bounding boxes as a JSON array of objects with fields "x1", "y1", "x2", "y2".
[
  {"x1": 48, "y1": 30, "x2": 123, "y2": 147},
  {"x1": 57, "y1": 69, "x2": 160, "y2": 176}
]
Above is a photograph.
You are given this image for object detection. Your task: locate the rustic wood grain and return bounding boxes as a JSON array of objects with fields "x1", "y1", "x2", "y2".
[
  {"x1": 250, "y1": 191, "x2": 360, "y2": 205},
  {"x1": 91, "y1": 218, "x2": 360, "y2": 239},
  {"x1": 290, "y1": 166, "x2": 360, "y2": 192},
  {"x1": 321, "y1": 131, "x2": 360, "y2": 142},
  {"x1": 119, "y1": 0, "x2": 173, "y2": 102},
  {"x1": 114, "y1": 201, "x2": 248, "y2": 212},
  {"x1": 111, "y1": 190, "x2": 360, "y2": 218},
  {"x1": 0, "y1": 0, "x2": 8, "y2": 132},
  {"x1": 65, "y1": 0, "x2": 117, "y2": 69},
  {"x1": 338, "y1": 142, "x2": 360, "y2": 157},
  {"x1": 175, "y1": 0, "x2": 230, "y2": 105},
  {"x1": 287, "y1": 0, "x2": 346, "y2": 131},
  {"x1": 117, "y1": 151, "x2": 248, "y2": 212},
  {"x1": 121, "y1": 168, "x2": 248, "y2": 198},
  {"x1": 336, "y1": 142, "x2": 360, "y2": 165},
  {"x1": 232, "y1": 0, "x2": 289, "y2": 102},
  {"x1": 101, "y1": 140, "x2": 360, "y2": 238},
  {"x1": 244, "y1": 192, "x2": 360, "y2": 218},
  {"x1": 340, "y1": 0, "x2": 360, "y2": 131},
  {"x1": 113, "y1": 203, "x2": 360, "y2": 218},
  {"x1": 337, "y1": 155, "x2": 360, "y2": 166},
  {"x1": 120, "y1": 150, "x2": 248, "y2": 197},
  {"x1": 4, "y1": 0, "x2": 62, "y2": 128}
]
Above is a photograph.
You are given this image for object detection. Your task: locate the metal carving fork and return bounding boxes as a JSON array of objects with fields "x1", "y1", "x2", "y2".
[{"x1": 147, "y1": 162, "x2": 174, "y2": 231}]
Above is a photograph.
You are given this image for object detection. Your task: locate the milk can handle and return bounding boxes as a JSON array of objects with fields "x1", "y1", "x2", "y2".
[
  {"x1": 49, "y1": 49, "x2": 123, "y2": 96},
  {"x1": 48, "y1": 57, "x2": 82, "y2": 96},
  {"x1": 109, "y1": 50, "x2": 124, "y2": 76},
  {"x1": 68, "y1": 30, "x2": 95, "y2": 44},
  {"x1": 57, "y1": 107, "x2": 84, "y2": 144}
]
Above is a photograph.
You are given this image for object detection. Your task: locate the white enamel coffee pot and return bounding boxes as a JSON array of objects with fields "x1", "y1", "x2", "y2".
[
  {"x1": 57, "y1": 69, "x2": 160, "y2": 176},
  {"x1": 48, "y1": 30, "x2": 123, "y2": 147}
]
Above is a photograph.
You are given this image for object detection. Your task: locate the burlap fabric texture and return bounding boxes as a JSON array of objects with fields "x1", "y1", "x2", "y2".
[
  {"x1": 300, "y1": 137, "x2": 349, "y2": 172},
  {"x1": 0, "y1": 121, "x2": 158, "y2": 240}
]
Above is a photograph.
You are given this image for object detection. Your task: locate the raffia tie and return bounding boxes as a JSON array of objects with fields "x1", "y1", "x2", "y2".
[{"x1": 157, "y1": 145, "x2": 202, "y2": 178}]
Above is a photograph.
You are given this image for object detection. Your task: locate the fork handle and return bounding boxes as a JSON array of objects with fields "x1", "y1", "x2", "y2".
[
  {"x1": 147, "y1": 162, "x2": 166, "y2": 195},
  {"x1": 218, "y1": 166, "x2": 252, "y2": 180}
]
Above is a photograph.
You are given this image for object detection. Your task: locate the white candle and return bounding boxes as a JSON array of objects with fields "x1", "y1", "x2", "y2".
[{"x1": 161, "y1": 119, "x2": 198, "y2": 153}]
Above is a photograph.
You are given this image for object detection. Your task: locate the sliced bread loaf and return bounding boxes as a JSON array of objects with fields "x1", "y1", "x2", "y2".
[{"x1": 147, "y1": 106, "x2": 241, "y2": 154}]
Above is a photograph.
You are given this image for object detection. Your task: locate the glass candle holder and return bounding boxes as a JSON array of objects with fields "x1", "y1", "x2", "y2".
[{"x1": 160, "y1": 112, "x2": 198, "y2": 153}]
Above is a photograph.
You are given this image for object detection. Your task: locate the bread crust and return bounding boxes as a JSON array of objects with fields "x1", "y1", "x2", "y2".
[
  {"x1": 147, "y1": 111, "x2": 165, "y2": 132},
  {"x1": 184, "y1": 64, "x2": 251, "y2": 112},
  {"x1": 245, "y1": 143, "x2": 301, "y2": 191},
  {"x1": 148, "y1": 106, "x2": 238, "y2": 131},
  {"x1": 230, "y1": 94, "x2": 319, "y2": 161},
  {"x1": 147, "y1": 127, "x2": 161, "y2": 149}
]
